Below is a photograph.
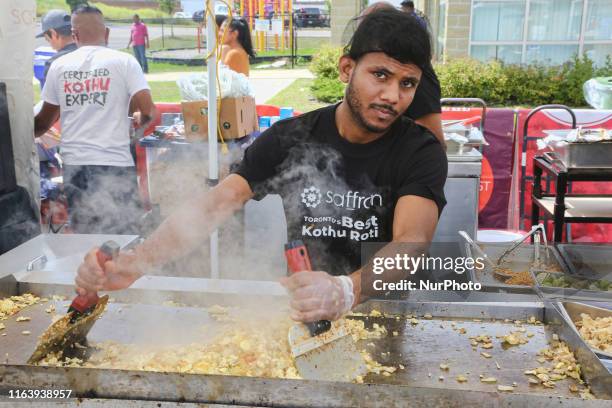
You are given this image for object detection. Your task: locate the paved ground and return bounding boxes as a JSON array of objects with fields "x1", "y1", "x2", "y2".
[{"x1": 146, "y1": 69, "x2": 314, "y2": 104}]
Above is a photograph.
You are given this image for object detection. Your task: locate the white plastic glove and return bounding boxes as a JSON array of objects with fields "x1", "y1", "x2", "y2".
[{"x1": 280, "y1": 272, "x2": 354, "y2": 322}]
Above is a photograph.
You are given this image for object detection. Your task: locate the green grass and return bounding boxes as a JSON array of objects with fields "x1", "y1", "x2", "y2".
[
  {"x1": 35, "y1": 0, "x2": 168, "y2": 18},
  {"x1": 147, "y1": 61, "x2": 205, "y2": 74},
  {"x1": 34, "y1": 85, "x2": 41, "y2": 104},
  {"x1": 149, "y1": 81, "x2": 182, "y2": 102},
  {"x1": 93, "y1": 3, "x2": 168, "y2": 20},
  {"x1": 266, "y1": 78, "x2": 328, "y2": 113},
  {"x1": 36, "y1": 0, "x2": 68, "y2": 15}
]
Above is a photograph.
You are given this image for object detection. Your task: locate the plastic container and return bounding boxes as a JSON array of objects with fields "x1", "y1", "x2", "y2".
[
  {"x1": 583, "y1": 77, "x2": 612, "y2": 109},
  {"x1": 259, "y1": 116, "x2": 271, "y2": 132},
  {"x1": 33, "y1": 46, "x2": 56, "y2": 88},
  {"x1": 279, "y1": 107, "x2": 294, "y2": 119}
]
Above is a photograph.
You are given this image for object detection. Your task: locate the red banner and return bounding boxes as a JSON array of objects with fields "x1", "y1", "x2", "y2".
[{"x1": 442, "y1": 108, "x2": 516, "y2": 229}]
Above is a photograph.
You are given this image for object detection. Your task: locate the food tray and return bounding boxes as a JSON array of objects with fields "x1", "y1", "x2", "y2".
[
  {"x1": 534, "y1": 271, "x2": 612, "y2": 303},
  {"x1": 558, "y1": 302, "x2": 612, "y2": 359},
  {"x1": 549, "y1": 141, "x2": 612, "y2": 169},
  {"x1": 465, "y1": 243, "x2": 566, "y2": 293},
  {"x1": 557, "y1": 244, "x2": 612, "y2": 282}
]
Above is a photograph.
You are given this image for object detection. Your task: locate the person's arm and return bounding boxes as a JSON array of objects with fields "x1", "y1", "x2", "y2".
[
  {"x1": 145, "y1": 25, "x2": 150, "y2": 48},
  {"x1": 76, "y1": 174, "x2": 254, "y2": 294},
  {"x1": 127, "y1": 27, "x2": 133, "y2": 48},
  {"x1": 282, "y1": 196, "x2": 439, "y2": 322},
  {"x1": 415, "y1": 113, "x2": 444, "y2": 146},
  {"x1": 130, "y1": 89, "x2": 156, "y2": 130},
  {"x1": 34, "y1": 102, "x2": 60, "y2": 138},
  {"x1": 351, "y1": 195, "x2": 439, "y2": 304}
]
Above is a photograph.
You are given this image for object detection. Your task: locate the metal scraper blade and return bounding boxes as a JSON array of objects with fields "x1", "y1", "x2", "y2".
[
  {"x1": 288, "y1": 320, "x2": 367, "y2": 382},
  {"x1": 28, "y1": 295, "x2": 109, "y2": 364}
]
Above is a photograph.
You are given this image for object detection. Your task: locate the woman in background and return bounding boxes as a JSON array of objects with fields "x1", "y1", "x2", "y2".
[{"x1": 219, "y1": 18, "x2": 255, "y2": 76}]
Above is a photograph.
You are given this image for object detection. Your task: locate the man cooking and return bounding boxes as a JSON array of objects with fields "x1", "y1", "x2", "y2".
[
  {"x1": 75, "y1": 9, "x2": 447, "y2": 323},
  {"x1": 34, "y1": 5, "x2": 156, "y2": 235}
]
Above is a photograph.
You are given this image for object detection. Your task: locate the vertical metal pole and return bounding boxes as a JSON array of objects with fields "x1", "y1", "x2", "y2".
[
  {"x1": 161, "y1": 19, "x2": 165, "y2": 49},
  {"x1": 280, "y1": 0, "x2": 285, "y2": 49},
  {"x1": 207, "y1": 0, "x2": 220, "y2": 279},
  {"x1": 289, "y1": 0, "x2": 294, "y2": 65}
]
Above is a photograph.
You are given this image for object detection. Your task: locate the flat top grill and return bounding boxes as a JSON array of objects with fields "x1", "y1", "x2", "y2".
[{"x1": 1, "y1": 294, "x2": 610, "y2": 405}]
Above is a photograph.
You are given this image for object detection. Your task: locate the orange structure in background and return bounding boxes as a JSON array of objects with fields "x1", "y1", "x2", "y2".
[{"x1": 238, "y1": 0, "x2": 292, "y2": 51}]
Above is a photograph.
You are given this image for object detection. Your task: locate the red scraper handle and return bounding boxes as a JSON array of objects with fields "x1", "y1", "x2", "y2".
[
  {"x1": 70, "y1": 241, "x2": 120, "y2": 314},
  {"x1": 284, "y1": 240, "x2": 331, "y2": 336}
]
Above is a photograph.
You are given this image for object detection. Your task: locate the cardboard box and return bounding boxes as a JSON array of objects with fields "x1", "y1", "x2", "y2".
[{"x1": 182, "y1": 96, "x2": 258, "y2": 142}]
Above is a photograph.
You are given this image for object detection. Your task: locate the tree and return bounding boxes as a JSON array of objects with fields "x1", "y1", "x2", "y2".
[
  {"x1": 66, "y1": 0, "x2": 89, "y2": 12},
  {"x1": 157, "y1": 0, "x2": 178, "y2": 15}
]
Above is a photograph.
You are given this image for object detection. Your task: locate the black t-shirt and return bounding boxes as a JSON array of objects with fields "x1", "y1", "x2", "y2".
[
  {"x1": 404, "y1": 62, "x2": 441, "y2": 120},
  {"x1": 234, "y1": 104, "x2": 447, "y2": 275}
]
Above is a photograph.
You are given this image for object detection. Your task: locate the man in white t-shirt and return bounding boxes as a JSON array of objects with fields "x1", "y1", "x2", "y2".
[{"x1": 34, "y1": 5, "x2": 156, "y2": 234}]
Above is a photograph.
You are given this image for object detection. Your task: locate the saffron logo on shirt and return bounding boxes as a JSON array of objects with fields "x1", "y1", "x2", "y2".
[
  {"x1": 300, "y1": 185, "x2": 383, "y2": 211},
  {"x1": 299, "y1": 185, "x2": 383, "y2": 242},
  {"x1": 301, "y1": 186, "x2": 322, "y2": 208},
  {"x1": 62, "y1": 68, "x2": 110, "y2": 107}
]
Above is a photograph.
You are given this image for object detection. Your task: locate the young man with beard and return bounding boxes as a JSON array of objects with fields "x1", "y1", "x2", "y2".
[{"x1": 74, "y1": 9, "x2": 447, "y2": 323}]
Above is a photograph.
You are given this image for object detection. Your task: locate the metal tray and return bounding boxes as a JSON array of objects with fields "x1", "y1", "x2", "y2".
[
  {"x1": 558, "y1": 302, "x2": 612, "y2": 359},
  {"x1": 1, "y1": 280, "x2": 611, "y2": 405},
  {"x1": 465, "y1": 243, "x2": 566, "y2": 293},
  {"x1": 557, "y1": 244, "x2": 612, "y2": 282},
  {"x1": 548, "y1": 141, "x2": 612, "y2": 169},
  {"x1": 534, "y1": 271, "x2": 612, "y2": 303}
]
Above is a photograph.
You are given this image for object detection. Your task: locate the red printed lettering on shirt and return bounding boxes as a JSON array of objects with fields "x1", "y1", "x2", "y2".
[{"x1": 99, "y1": 78, "x2": 110, "y2": 91}]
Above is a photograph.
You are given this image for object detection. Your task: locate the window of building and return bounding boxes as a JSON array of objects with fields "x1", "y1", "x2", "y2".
[
  {"x1": 468, "y1": 0, "x2": 612, "y2": 66},
  {"x1": 471, "y1": 44, "x2": 523, "y2": 63},
  {"x1": 584, "y1": 0, "x2": 612, "y2": 41},
  {"x1": 525, "y1": 44, "x2": 580, "y2": 65},
  {"x1": 583, "y1": 44, "x2": 612, "y2": 67},
  {"x1": 437, "y1": 0, "x2": 447, "y2": 60},
  {"x1": 527, "y1": 0, "x2": 583, "y2": 41},
  {"x1": 471, "y1": 0, "x2": 525, "y2": 42}
]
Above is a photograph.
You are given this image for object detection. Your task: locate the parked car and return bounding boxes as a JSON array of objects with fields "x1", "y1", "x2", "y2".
[
  {"x1": 173, "y1": 12, "x2": 190, "y2": 19},
  {"x1": 192, "y1": 4, "x2": 229, "y2": 23},
  {"x1": 294, "y1": 8, "x2": 328, "y2": 28}
]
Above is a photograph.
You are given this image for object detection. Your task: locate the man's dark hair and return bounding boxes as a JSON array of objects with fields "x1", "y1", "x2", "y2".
[
  {"x1": 72, "y1": 5, "x2": 103, "y2": 16},
  {"x1": 134, "y1": 14, "x2": 140, "y2": 18},
  {"x1": 345, "y1": 8, "x2": 430, "y2": 67},
  {"x1": 401, "y1": 1, "x2": 415, "y2": 8}
]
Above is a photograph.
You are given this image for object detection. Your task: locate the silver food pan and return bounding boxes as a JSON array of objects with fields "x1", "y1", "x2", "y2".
[
  {"x1": 557, "y1": 244, "x2": 612, "y2": 282},
  {"x1": 548, "y1": 141, "x2": 612, "y2": 169},
  {"x1": 465, "y1": 243, "x2": 566, "y2": 293},
  {"x1": 559, "y1": 302, "x2": 612, "y2": 360}
]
